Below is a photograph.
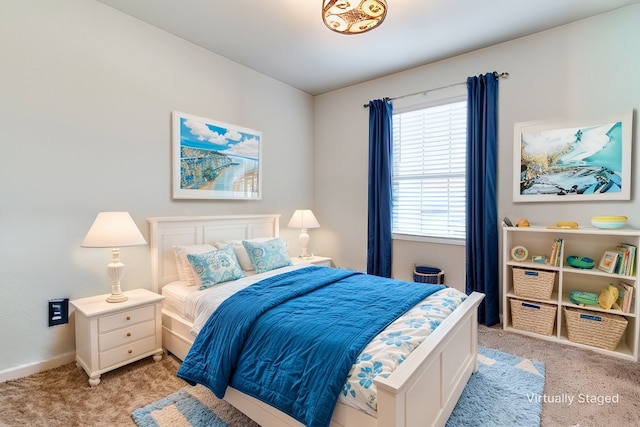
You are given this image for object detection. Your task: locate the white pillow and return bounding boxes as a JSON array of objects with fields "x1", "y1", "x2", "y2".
[
  {"x1": 214, "y1": 237, "x2": 275, "y2": 271},
  {"x1": 173, "y1": 244, "x2": 216, "y2": 286}
]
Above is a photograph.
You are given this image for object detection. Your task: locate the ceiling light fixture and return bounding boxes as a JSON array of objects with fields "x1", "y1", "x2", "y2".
[{"x1": 322, "y1": 0, "x2": 387, "y2": 34}]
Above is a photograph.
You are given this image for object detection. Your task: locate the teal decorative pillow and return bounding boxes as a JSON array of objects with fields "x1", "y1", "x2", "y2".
[
  {"x1": 242, "y1": 237, "x2": 292, "y2": 274},
  {"x1": 186, "y1": 244, "x2": 245, "y2": 290},
  {"x1": 213, "y1": 237, "x2": 275, "y2": 271}
]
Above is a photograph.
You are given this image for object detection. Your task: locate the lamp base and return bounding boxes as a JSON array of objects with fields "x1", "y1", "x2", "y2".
[
  {"x1": 298, "y1": 229, "x2": 312, "y2": 260},
  {"x1": 106, "y1": 293, "x2": 128, "y2": 303},
  {"x1": 106, "y1": 249, "x2": 128, "y2": 303}
]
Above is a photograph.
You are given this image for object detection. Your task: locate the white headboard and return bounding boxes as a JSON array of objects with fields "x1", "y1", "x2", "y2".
[{"x1": 147, "y1": 215, "x2": 281, "y2": 293}]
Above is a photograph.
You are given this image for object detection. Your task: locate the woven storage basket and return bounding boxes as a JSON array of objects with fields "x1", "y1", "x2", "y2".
[
  {"x1": 413, "y1": 266, "x2": 444, "y2": 284},
  {"x1": 564, "y1": 307, "x2": 628, "y2": 351},
  {"x1": 510, "y1": 298, "x2": 557, "y2": 336},
  {"x1": 512, "y1": 267, "x2": 555, "y2": 300}
]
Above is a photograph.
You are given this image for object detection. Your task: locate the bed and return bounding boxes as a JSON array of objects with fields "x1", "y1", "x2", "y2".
[{"x1": 147, "y1": 214, "x2": 485, "y2": 427}]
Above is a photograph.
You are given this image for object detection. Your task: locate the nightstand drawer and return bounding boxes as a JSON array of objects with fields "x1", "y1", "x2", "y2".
[
  {"x1": 98, "y1": 320, "x2": 155, "y2": 352},
  {"x1": 98, "y1": 305, "x2": 155, "y2": 333},
  {"x1": 99, "y1": 335, "x2": 156, "y2": 369}
]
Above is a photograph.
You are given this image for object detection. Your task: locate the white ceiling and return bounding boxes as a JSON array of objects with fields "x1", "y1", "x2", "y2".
[{"x1": 96, "y1": 0, "x2": 639, "y2": 95}]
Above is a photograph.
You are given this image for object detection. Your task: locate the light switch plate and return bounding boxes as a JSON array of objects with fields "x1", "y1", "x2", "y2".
[{"x1": 48, "y1": 298, "x2": 69, "y2": 327}]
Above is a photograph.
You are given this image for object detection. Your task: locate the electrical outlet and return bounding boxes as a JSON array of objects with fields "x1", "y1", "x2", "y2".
[{"x1": 48, "y1": 298, "x2": 69, "y2": 327}]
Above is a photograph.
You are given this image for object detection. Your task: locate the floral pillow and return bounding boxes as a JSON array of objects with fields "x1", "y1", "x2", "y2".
[
  {"x1": 186, "y1": 244, "x2": 245, "y2": 290},
  {"x1": 242, "y1": 237, "x2": 292, "y2": 274},
  {"x1": 213, "y1": 237, "x2": 274, "y2": 271}
]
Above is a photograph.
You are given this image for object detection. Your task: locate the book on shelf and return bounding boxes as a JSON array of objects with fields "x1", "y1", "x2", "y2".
[
  {"x1": 549, "y1": 238, "x2": 563, "y2": 267},
  {"x1": 608, "y1": 243, "x2": 637, "y2": 276},
  {"x1": 614, "y1": 281, "x2": 634, "y2": 313},
  {"x1": 618, "y1": 243, "x2": 637, "y2": 276},
  {"x1": 614, "y1": 246, "x2": 629, "y2": 275},
  {"x1": 613, "y1": 248, "x2": 627, "y2": 275}
]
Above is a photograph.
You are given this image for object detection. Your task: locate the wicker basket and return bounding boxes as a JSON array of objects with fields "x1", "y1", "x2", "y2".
[
  {"x1": 512, "y1": 267, "x2": 555, "y2": 300},
  {"x1": 510, "y1": 298, "x2": 557, "y2": 336},
  {"x1": 413, "y1": 265, "x2": 444, "y2": 284},
  {"x1": 564, "y1": 307, "x2": 628, "y2": 351}
]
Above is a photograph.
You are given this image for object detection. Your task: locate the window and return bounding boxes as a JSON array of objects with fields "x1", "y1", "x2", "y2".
[{"x1": 392, "y1": 95, "x2": 467, "y2": 242}]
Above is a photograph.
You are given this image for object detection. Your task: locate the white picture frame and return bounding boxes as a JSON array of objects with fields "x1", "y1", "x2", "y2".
[
  {"x1": 513, "y1": 110, "x2": 633, "y2": 202},
  {"x1": 598, "y1": 251, "x2": 619, "y2": 274},
  {"x1": 172, "y1": 111, "x2": 262, "y2": 200}
]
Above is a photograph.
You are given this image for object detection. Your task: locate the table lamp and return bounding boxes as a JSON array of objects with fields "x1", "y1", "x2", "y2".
[
  {"x1": 81, "y1": 212, "x2": 147, "y2": 303},
  {"x1": 287, "y1": 209, "x2": 320, "y2": 259}
]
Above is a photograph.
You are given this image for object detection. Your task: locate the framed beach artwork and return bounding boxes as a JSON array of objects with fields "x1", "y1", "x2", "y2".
[
  {"x1": 513, "y1": 111, "x2": 633, "y2": 202},
  {"x1": 172, "y1": 111, "x2": 262, "y2": 200}
]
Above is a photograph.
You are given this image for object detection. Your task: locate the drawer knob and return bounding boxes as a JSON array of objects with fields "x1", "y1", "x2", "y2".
[
  {"x1": 128, "y1": 349, "x2": 133, "y2": 354},
  {"x1": 126, "y1": 316, "x2": 131, "y2": 320},
  {"x1": 126, "y1": 332, "x2": 131, "y2": 337}
]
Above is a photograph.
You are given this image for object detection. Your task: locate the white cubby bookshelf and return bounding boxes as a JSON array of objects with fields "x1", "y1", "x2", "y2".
[{"x1": 502, "y1": 225, "x2": 639, "y2": 361}]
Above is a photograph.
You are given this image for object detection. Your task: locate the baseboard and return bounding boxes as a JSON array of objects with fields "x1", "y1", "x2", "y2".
[{"x1": 0, "y1": 352, "x2": 76, "y2": 383}]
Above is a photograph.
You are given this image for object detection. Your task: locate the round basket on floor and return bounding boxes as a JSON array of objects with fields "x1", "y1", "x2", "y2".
[{"x1": 413, "y1": 265, "x2": 444, "y2": 284}]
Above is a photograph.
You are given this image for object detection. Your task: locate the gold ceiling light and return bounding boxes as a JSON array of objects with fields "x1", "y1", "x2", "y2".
[{"x1": 322, "y1": 0, "x2": 387, "y2": 35}]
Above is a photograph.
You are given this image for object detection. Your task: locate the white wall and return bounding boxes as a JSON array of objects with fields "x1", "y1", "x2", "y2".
[
  {"x1": 0, "y1": 0, "x2": 314, "y2": 375},
  {"x1": 313, "y1": 5, "x2": 640, "y2": 288}
]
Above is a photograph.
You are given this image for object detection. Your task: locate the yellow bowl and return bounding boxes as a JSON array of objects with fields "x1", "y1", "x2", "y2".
[{"x1": 591, "y1": 216, "x2": 628, "y2": 229}]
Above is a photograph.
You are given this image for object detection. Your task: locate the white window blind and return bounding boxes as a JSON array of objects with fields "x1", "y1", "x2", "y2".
[{"x1": 392, "y1": 98, "x2": 467, "y2": 241}]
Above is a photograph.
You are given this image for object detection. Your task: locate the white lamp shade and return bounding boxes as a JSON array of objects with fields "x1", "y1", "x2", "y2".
[
  {"x1": 81, "y1": 212, "x2": 147, "y2": 248},
  {"x1": 287, "y1": 209, "x2": 320, "y2": 229}
]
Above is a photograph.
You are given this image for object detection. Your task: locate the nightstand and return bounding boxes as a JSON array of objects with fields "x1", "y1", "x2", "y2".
[
  {"x1": 291, "y1": 255, "x2": 332, "y2": 267},
  {"x1": 70, "y1": 288, "x2": 164, "y2": 386}
]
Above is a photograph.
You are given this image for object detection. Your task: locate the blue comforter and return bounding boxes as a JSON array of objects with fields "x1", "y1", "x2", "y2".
[{"x1": 177, "y1": 266, "x2": 445, "y2": 427}]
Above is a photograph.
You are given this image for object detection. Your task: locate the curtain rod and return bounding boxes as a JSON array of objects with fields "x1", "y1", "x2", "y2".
[{"x1": 363, "y1": 71, "x2": 509, "y2": 108}]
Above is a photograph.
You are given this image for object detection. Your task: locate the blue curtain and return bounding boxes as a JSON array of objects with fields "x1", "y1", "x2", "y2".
[
  {"x1": 367, "y1": 99, "x2": 393, "y2": 277},
  {"x1": 466, "y1": 73, "x2": 500, "y2": 326}
]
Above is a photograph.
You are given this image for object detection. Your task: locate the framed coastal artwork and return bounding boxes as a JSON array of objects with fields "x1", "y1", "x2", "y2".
[
  {"x1": 513, "y1": 110, "x2": 633, "y2": 202},
  {"x1": 172, "y1": 111, "x2": 262, "y2": 200}
]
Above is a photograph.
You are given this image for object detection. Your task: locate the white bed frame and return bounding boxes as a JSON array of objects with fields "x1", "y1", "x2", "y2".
[{"x1": 147, "y1": 215, "x2": 485, "y2": 427}]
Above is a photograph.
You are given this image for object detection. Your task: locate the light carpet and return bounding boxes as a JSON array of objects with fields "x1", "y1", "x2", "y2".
[{"x1": 132, "y1": 346, "x2": 545, "y2": 427}]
